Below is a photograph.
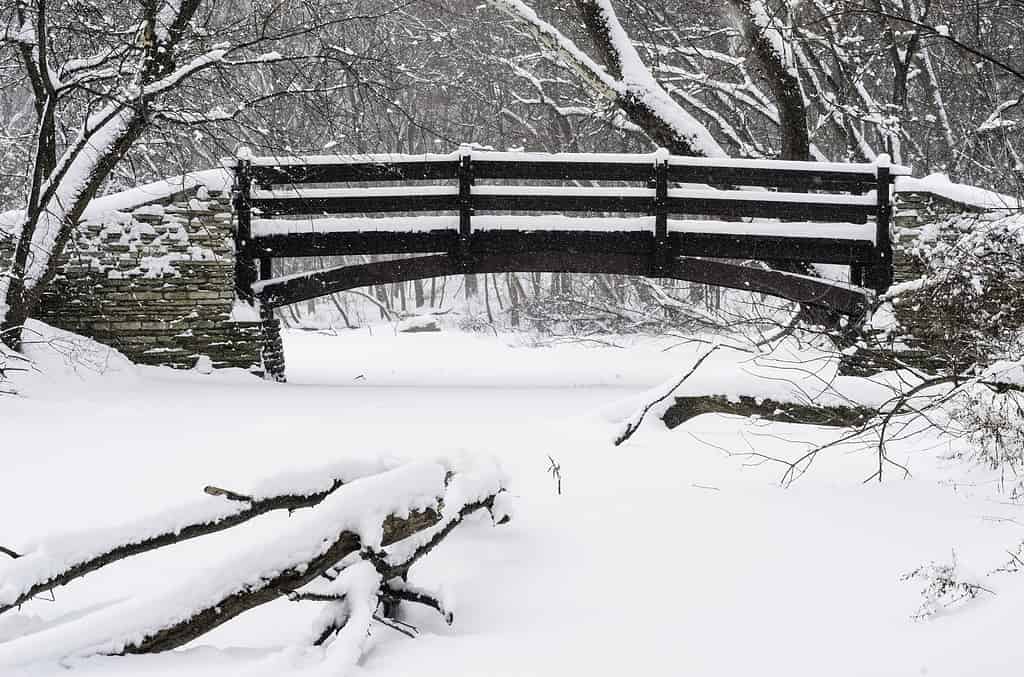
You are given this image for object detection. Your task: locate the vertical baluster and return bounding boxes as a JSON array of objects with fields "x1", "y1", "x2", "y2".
[
  {"x1": 458, "y1": 145, "x2": 473, "y2": 268},
  {"x1": 868, "y1": 154, "x2": 893, "y2": 293},
  {"x1": 232, "y1": 148, "x2": 256, "y2": 302},
  {"x1": 653, "y1": 148, "x2": 669, "y2": 276}
]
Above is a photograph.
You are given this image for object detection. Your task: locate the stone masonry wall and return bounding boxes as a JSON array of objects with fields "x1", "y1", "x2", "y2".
[
  {"x1": 855, "y1": 190, "x2": 1020, "y2": 373},
  {"x1": 2, "y1": 182, "x2": 266, "y2": 373}
]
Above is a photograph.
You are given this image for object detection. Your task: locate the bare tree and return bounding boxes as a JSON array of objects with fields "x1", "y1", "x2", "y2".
[{"x1": 0, "y1": 0, "x2": 403, "y2": 350}]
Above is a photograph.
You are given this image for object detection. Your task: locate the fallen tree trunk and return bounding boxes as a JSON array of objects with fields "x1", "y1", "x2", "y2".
[
  {"x1": 0, "y1": 458, "x2": 508, "y2": 667},
  {"x1": 0, "y1": 459, "x2": 395, "y2": 616},
  {"x1": 662, "y1": 395, "x2": 875, "y2": 429},
  {"x1": 122, "y1": 505, "x2": 441, "y2": 654}
]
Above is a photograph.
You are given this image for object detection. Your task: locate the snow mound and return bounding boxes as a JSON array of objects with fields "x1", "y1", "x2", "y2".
[
  {"x1": 83, "y1": 169, "x2": 231, "y2": 220},
  {"x1": 397, "y1": 315, "x2": 441, "y2": 333},
  {"x1": 3, "y1": 320, "x2": 137, "y2": 396}
]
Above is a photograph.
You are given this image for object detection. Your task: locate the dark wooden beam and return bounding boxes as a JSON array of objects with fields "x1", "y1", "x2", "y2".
[
  {"x1": 256, "y1": 252, "x2": 871, "y2": 316},
  {"x1": 471, "y1": 193, "x2": 652, "y2": 213},
  {"x1": 667, "y1": 165, "x2": 876, "y2": 191},
  {"x1": 251, "y1": 193, "x2": 458, "y2": 216},
  {"x1": 251, "y1": 161, "x2": 459, "y2": 187},
  {"x1": 251, "y1": 193, "x2": 872, "y2": 222},
  {"x1": 472, "y1": 159, "x2": 655, "y2": 181},
  {"x1": 248, "y1": 228, "x2": 874, "y2": 265},
  {"x1": 249, "y1": 230, "x2": 458, "y2": 257},
  {"x1": 672, "y1": 232, "x2": 874, "y2": 264},
  {"x1": 665, "y1": 196, "x2": 873, "y2": 223}
]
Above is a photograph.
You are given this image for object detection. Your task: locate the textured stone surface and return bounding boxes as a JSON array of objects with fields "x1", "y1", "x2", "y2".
[
  {"x1": 1, "y1": 186, "x2": 266, "y2": 373},
  {"x1": 851, "y1": 193, "x2": 1023, "y2": 374}
]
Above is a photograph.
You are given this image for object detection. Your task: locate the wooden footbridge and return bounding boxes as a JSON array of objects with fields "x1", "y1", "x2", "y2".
[{"x1": 228, "y1": 148, "x2": 907, "y2": 318}]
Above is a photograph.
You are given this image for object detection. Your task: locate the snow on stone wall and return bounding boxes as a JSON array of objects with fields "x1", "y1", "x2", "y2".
[{"x1": 0, "y1": 178, "x2": 265, "y2": 372}]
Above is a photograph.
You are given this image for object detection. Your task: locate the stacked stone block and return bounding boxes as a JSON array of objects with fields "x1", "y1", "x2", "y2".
[
  {"x1": 857, "y1": 195, "x2": 1019, "y2": 374},
  {"x1": 2, "y1": 183, "x2": 269, "y2": 374},
  {"x1": 259, "y1": 304, "x2": 286, "y2": 382}
]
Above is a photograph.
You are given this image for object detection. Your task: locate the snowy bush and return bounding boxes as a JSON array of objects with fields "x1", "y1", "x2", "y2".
[
  {"x1": 903, "y1": 212, "x2": 1024, "y2": 366},
  {"x1": 457, "y1": 312, "x2": 498, "y2": 334},
  {"x1": 901, "y1": 552, "x2": 991, "y2": 620},
  {"x1": 947, "y1": 386, "x2": 1024, "y2": 485}
]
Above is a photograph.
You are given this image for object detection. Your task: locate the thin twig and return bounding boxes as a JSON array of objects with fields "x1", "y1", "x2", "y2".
[
  {"x1": 615, "y1": 346, "x2": 721, "y2": 446},
  {"x1": 203, "y1": 486, "x2": 253, "y2": 502},
  {"x1": 0, "y1": 545, "x2": 21, "y2": 559}
]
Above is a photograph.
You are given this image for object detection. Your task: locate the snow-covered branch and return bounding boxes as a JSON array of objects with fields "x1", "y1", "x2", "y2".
[
  {"x1": 0, "y1": 456, "x2": 508, "y2": 666},
  {"x1": 489, "y1": 0, "x2": 726, "y2": 156},
  {"x1": 0, "y1": 457, "x2": 397, "y2": 615}
]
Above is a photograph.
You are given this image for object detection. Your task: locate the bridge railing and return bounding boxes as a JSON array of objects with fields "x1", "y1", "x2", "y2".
[{"x1": 226, "y1": 148, "x2": 908, "y2": 304}]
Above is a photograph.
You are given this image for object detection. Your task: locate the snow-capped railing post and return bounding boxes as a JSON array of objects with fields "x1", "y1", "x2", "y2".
[
  {"x1": 457, "y1": 145, "x2": 474, "y2": 269},
  {"x1": 232, "y1": 147, "x2": 257, "y2": 303},
  {"x1": 652, "y1": 148, "x2": 670, "y2": 276},
  {"x1": 867, "y1": 154, "x2": 894, "y2": 293}
]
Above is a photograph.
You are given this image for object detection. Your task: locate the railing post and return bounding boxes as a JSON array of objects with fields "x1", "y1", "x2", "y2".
[
  {"x1": 652, "y1": 148, "x2": 669, "y2": 276},
  {"x1": 866, "y1": 154, "x2": 894, "y2": 293},
  {"x1": 457, "y1": 145, "x2": 474, "y2": 269},
  {"x1": 232, "y1": 147, "x2": 257, "y2": 303}
]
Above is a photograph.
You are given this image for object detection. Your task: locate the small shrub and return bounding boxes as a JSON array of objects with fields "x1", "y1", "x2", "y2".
[
  {"x1": 901, "y1": 552, "x2": 991, "y2": 620},
  {"x1": 947, "y1": 385, "x2": 1024, "y2": 492}
]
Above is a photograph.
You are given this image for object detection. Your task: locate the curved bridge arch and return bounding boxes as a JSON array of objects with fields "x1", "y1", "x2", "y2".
[{"x1": 254, "y1": 251, "x2": 870, "y2": 317}]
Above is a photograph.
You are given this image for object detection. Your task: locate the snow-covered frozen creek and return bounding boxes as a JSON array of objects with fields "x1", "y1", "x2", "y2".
[{"x1": 3, "y1": 328, "x2": 1024, "y2": 676}]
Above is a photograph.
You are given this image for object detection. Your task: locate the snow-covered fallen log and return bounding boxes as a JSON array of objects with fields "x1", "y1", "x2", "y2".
[
  {"x1": 661, "y1": 395, "x2": 875, "y2": 430},
  {"x1": 0, "y1": 457, "x2": 398, "y2": 616},
  {"x1": 0, "y1": 455, "x2": 509, "y2": 667},
  {"x1": 611, "y1": 342, "x2": 911, "y2": 445}
]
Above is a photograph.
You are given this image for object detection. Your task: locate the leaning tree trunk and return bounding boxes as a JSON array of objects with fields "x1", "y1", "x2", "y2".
[
  {"x1": 571, "y1": 0, "x2": 727, "y2": 157},
  {"x1": 0, "y1": 111, "x2": 147, "y2": 351},
  {"x1": 727, "y1": 0, "x2": 810, "y2": 161}
]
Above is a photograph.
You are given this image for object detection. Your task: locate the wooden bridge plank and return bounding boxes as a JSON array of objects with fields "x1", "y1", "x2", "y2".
[
  {"x1": 250, "y1": 161, "x2": 460, "y2": 186},
  {"x1": 248, "y1": 231, "x2": 458, "y2": 257},
  {"x1": 247, "y1": 228, "x2": 874, "y2": 265},
  {"x1": 472, "y1": 159, "x2": 656, "y2": 181},
  {"x1": 670, "y1": 233, "x2": 874, "y2": 264},
  {"x1": 251, "y1": 193, "x2": 459, "y2": 216},
  {"x1": 251, "y1": 190, "x2": 873, "y2": 222},
  {"x1": 666, "y1": 165, "x2": 876, "y2": 191},
  {"x1": 665, "y1": 196, "x2": 872, "y2": 223},
  {"x1": 471, "y1": 193, "x2": 653, "y2": 213}
]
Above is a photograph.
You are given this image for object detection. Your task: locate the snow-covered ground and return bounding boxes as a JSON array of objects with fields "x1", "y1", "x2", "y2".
[{"x1": 3, "y1": 324, "x2": 1024, "y2": 676}]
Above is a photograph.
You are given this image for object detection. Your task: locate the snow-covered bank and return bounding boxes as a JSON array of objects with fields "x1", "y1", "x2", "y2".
[{"x1": 2, "y1": 326, "x2": 1024, "y2": 676}]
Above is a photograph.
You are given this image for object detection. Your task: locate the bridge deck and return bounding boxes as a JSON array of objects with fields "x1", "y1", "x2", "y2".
[{"x1": 227, "y1": 149, "x2": 909, "y2": 317}]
